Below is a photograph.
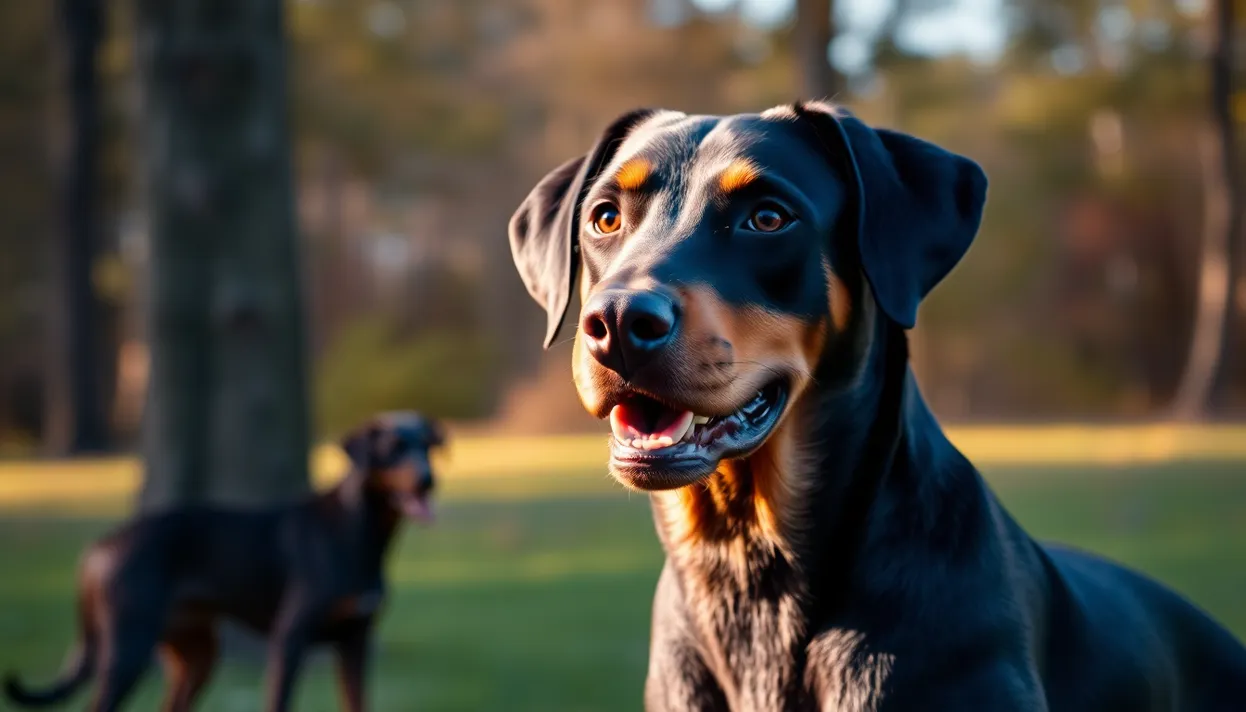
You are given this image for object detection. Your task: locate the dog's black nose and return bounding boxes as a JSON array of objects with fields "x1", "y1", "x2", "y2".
[{"x1": 581, "y1": 289, "x2": 679, "y2": 377}]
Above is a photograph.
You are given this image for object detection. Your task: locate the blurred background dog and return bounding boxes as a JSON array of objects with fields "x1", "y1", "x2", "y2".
[{"x1": 4, "y1": 412, "x2": 442, "y2": 712}]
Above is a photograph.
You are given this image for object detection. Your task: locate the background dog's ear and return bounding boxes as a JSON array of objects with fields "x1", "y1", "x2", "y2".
[
  {"x1": 508, "y1": 108, "x2": 661, "y2": 348},
  {"x1": 341, "y1": 422, "x2": 395, "y2": 470},
  {"x1": 793, "y1": 102, "x2": 987, "y2": 329}
]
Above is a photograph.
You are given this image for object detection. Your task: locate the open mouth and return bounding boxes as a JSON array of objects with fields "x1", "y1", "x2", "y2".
[
  {"x1": 395, "y1": 493, "x2": 434, "y2": 523},
  {"x1": 607, "y1": 380, "x2": 788, "y2": 490}
]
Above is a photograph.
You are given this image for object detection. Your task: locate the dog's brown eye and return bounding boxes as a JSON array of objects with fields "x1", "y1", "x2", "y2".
[
  {"x1": 746, "y1": 204, "x2": 790, "y2": 233},
  {"x1": 590, "y1": 203, "x2": 622, "y2": 235}
]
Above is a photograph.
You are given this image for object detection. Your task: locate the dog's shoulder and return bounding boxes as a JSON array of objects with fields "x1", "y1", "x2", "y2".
[
  {"x1": 1039, "y1": 542, "x2": 1246, "y2": 707},
  {"x1": 810, "y1": 402, "x2": 1053, "y2": 705}
]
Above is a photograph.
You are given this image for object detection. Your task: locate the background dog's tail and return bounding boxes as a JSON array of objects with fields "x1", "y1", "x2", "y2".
[
  {"x1": 3, "y1": 576, "x2": 97, "y2": 707},
  {"x1": 3, "y1": 640, "x2": 94, "y2": 708}
]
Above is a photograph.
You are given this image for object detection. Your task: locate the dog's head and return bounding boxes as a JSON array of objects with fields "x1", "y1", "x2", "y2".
[
  {"x1": 510, "y1": 102, "x2": 985, "y2": 492},
  {"x1": 340, "y1": 412, "x2": 445, "y2": 522}
]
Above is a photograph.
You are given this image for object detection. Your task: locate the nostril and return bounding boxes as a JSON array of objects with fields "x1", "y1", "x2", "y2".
[
  {"x1": 584, "y1": 314, "x2": 609, "y2": 341},
  {"x1": 629, "y1": 314, "x2": 670, "y2": 343}
]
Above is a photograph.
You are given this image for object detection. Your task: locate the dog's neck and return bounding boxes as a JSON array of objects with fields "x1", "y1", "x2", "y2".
[{"x1": 330, "y1": 471, "x2": 406, "y2": 565}]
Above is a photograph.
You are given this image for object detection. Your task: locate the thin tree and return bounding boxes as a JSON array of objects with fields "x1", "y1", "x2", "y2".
[
  {"x1": 46, "y1": 0, "x2": 109, "y2": 454},
  {"x1": 135, "y1": 0, "x2": 311, "y2": 509},
  {"x1": 794, "y1": 0, "x2": 844, "y2": 100},
  {"x1": 1171, "y1": 0, "x2": 1239, "y2": 419}
]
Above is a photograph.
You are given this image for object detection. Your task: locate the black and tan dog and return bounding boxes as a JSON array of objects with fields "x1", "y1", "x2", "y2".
[
  {"x1": 4, "y1": 412, "x2": 442, "y2": 712},
  {"x1": 508, "y1": 103, "x2": 1246, "y2": 710}
]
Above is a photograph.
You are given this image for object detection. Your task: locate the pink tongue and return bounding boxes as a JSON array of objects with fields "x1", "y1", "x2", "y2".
[
  {"x1": 401, "y1": 496, "x2": 434, "y2": 523},
  {"x1": 610, "y1": 401, "x2": 694, "y2": 445}
]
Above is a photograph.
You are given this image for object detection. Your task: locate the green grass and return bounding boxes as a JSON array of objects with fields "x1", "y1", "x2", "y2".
[{"x1": 2, "y1": 460, "x2": 1245, "y2": 711}]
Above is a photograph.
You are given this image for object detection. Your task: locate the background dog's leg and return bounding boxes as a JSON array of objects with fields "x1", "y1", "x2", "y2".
[
  {"x1": 265, "y1": 604, "x2": 316, "y2": 712},
  {"x1": 333, "y1": 620, "x2": 372, "y2": 712},
  {"x1": 158, "y1": 624, "x2": 218, "y2": 712},
  {"x1": 89, "y1": 626, "x2": 159, "y2": 712}
]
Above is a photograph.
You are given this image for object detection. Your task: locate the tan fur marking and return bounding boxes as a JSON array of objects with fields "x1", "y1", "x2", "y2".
[
  {"x1": 825, "y1": 262, "x2": 853, "y2": 334},
  {"x1": 614, "y1": 158, "x2": 651, "y2": 191},
  {"x1": 656, "y1": 424, "x2": 799, "y2": 557},
  {"x1": 579, "y1": 263, "x2": 593, "y2": 310},
  {"x1": 728, "y1": 424, "x2": 798, "y2": 546},
  {"x1": 376, "y1": 463, "x2": 417, "y2": 492},
  {"x1": 802, "y1": 316, "x2": 829, "y2": 380},
  {"x1": 729, "y1": 305, "x2": 821, "y2": 409},
  {"x1": 717, "y1": 158, "x2": 762, "y2": 194}
]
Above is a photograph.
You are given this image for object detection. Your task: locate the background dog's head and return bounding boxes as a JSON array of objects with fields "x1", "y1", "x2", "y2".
[
  {"x1": 509, "y1": 102, "x2": 986, "y2": 491},
  {"x1": 341, "y1": 411, "x2": 445, "y2": 522}
]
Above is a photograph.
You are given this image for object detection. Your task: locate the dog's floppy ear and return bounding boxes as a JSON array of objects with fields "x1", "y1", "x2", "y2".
[
  {"x1": 509, "y1": 108, "x2": 661, "y2": 348},
  {"x1": 341, "y1": 421, "x2": 396, "y2": 470},
  {"x1": 793, "y1": 102, "x2": 987, "y2": 329},
  {"x1": 341, "y1": 423, "x2": 378, "y2": 469}
]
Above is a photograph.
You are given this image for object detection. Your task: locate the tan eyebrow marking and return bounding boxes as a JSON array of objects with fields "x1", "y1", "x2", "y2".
[
  {"x1": 718, "y1": 158, "x2": 762, "y2": 193},
  {"x1": 614, "y1": 158, "x2": 652, "y2": 191}
]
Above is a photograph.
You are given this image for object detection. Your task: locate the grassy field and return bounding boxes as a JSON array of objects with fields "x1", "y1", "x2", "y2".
[{"x1": 1, "y1": 427, "x2": 1245, "y2": 711}]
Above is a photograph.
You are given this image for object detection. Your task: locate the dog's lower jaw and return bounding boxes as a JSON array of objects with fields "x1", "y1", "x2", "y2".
[{"x1": 611, "y1": 461, "x2": 713, "y2": 491}]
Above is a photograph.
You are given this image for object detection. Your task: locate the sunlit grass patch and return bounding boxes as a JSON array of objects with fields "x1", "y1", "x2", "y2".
[{"x1": 2, "y1": 424, "x2": 1245, "y2": 513}]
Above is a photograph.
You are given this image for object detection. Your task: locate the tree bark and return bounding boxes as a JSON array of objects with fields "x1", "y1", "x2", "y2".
[
  {"x1": 794, "y1": 0, "x2": 843, "y2": 100},
  {"x1": 135, "y1": 0, "x2": 310, "y2": 509},
  {"x1": 1170, "y1": 0, "x2": 1239, "y2": 420},
  {"x1": 45, "y1": 0, "x2": 110, "y2": 455}
]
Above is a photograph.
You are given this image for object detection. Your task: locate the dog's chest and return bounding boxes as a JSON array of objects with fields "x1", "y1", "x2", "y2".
[
  {"x1": 707, "y1": 594, "x2": 809, "y2": 710},
  {"x1": 684, "y1": 581, "x2": 894, "y2": 711},
  {"x1": 678, "y1": 550, "x2": 813, "y2": 710}
]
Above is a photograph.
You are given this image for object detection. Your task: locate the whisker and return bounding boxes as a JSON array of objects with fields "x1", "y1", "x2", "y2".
[
  {"x1": 548, "y1": 333, "x2": 579, "y2": 350},
  {"x1": 715, "y1": 360, "x2": 818, "y2": 389}
]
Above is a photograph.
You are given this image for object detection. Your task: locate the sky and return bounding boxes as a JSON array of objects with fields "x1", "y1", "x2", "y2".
[{"x1": 690, "y1": 0, "x2": 1008, "y2": 72}]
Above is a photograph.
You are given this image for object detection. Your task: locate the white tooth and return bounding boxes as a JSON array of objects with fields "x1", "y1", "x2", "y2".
[
  {"x1": 692, "y1": 415, "x2": 710, "y2": 425},
  {"x1": 673, "y1": 415, "x2": 695, "y2": 443}
]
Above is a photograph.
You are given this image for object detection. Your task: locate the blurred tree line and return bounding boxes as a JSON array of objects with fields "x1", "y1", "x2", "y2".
[{"x1": 0, "y1": 0, "x2": 1242, "y2": 453}]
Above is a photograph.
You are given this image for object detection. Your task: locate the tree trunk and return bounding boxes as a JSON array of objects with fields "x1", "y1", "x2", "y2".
[
  {"x1": 45, "y1": 0, "x2": 110, "y2": 455},
  {"x1": 1170, "y1": 0, "x2": 1239, "y2": 420},
  {"x1": 135, "y1": 0, "x2": 310, "y2": 510},
  {"x1": 794, "y1": 0, "x2": 843, "y2": 100}
]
